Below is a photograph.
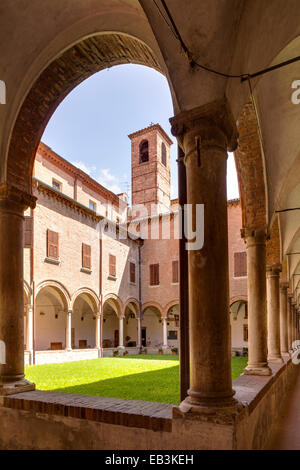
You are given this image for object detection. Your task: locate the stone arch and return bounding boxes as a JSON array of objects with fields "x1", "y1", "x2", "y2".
[
  {"x1": 35, "y1": 280, "x2": 71, "y2": 310},
  {"x1": 163, "y1": 299, "x2": 179, "y2": 318},
  {"x1": 23, "y1": 280, "x2": 32, "y2": 306},
  {"x1": 71, "y1": 288, "x2": 100, "y2": 313},
  {"x1": 103, "y1": 293, "x2": 123, "y2": 318},
  {"x1": 142, "y1": 301, "x2": 163, "y2": 316},
  {"x1": 230, "y1": 295, "x2": 248, "y2": 306},
  {"x1": 6, "y1": 33, "x2": 164, "y2": 193},
  {"x1": 123, "y1": 297, "x2": 139, "y2": 317}
]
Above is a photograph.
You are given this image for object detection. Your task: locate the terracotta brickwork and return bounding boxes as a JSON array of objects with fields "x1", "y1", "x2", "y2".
[
  {"x1": 266, "y1": 215, "x2": 281, "y2": 266},
  {"x1": 234, "y1": 100, "x2": 267, "y2": 230}
]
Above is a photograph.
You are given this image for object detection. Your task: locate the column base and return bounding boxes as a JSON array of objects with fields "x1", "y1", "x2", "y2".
[
  {"x1": 0, "y1": 379, "x2": 35, "y2": 396},
  {"x1": 281, "y1": 352, "x2": 290, "y2": 358},
  {"x1": 267, "y1": 355, "x2": 284, "y2": 364},
  {"x1": 174, "y1": 395, "x2": 243, "y2": 422},
  {"x1": 244, "y1": 364, "x2": 272, "y2": 376},
  {"x1": 162, "y1": 346, "x2": 169, "y2": 353}
]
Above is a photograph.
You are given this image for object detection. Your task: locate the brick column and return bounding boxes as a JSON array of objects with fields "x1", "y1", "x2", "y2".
[
  {"x1": 66, "y1": 310, "x2": 72, "y2": 351},
  {"x1": 0, "y1": 184, "x2": 36, "y2": 395},
  {"x1": 242, "y1": 228, "x2": 271, "y2": 375},
  {"x1": 280, "y1": 283, "x2": 289, "y2": 356},
  {"x1": 170, "y1": 97, "x2": 238, "y2": 411},
  {"x1": 267, "y1": 265, "x2": 283, "y2": 363}
]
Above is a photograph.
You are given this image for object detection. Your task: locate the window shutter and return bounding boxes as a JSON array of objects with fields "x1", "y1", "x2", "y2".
[
  {"x1": 150, "y1": 264, "x2": 159, "y2": 285},
  {"x1": 82, "y1": 243, "x2": 91, "y2": 269},
  {"x1": 130, "y1": 262, "x2": 136, "y2": 283},
  {"x1": 47, "y1": 229, "x2": 59, "y2": 259},
  {"x1": 24, "y1": 216, "x2": 33, "y2": 248},
  {"x1": 234, "y1": 252, "x2": 247, "y2": 277},
  {"x1": 109, "y1": 254, "x2": 116, "y2": 277},
  {"x1": 172, "y1": 260, "x2": 179, "y2": 283}
]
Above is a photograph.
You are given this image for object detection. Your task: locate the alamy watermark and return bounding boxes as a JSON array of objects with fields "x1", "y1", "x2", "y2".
[
  {"x1": 97, "y1": 203, "x2": 204, "y2": 251},
  {"x1": 0, "y1": 340, "x2": 5, "y2": 364},
  {"x1": 291, "y1": 340, "x2": 300, "y2": 365},
  {"x1": 0, "y1": 80, "x2": 6, "y2": 104},
  {"x1": 291, "y1": 80, "x2": 300, "y2": 104}
]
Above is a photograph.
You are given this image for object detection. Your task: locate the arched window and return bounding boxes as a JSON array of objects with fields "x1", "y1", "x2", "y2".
[
  {"x1": 161, "y1": 142, "x2": 167, "y2": 166},
  {"x1": 139, "y1": 140, "x2": 149, "y2": 163}
]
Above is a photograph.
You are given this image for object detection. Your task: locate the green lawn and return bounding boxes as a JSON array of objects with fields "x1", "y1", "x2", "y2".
[{"x1": 25, "y1": 355, "x2": 247, "y2": 405}]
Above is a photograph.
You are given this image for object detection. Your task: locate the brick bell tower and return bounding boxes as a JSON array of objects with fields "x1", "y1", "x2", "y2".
[{"x1": 128, "y1": 124, "x2": 173, "y2": 215}]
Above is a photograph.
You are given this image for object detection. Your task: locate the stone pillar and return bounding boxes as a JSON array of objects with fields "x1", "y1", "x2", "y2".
[
  {"x1": 66, "y1": 309, "x2": 72, "y2": 351},
  {"x1": 170, "y1": 97, "x2": 238, "y2": 410},
  {"x1": 162, "y1": 317, "x2": 168, "y2": 351},
  {"x1": 288, "y1": 295, "x2": 293, "y2": 351},
  {"x1": 137, "y1": 317, "x2": 142, "y2": 348},
  {"x1": 26, "y1": 306, "x2": 34, "y2": 356},
  {"x1": 267, "y1": 265, "x2": 283, "y2": 363},
  {"x1": 291, "y1": 302, "x2": 296, "y2": 345},
  {"x1": 118, "y1": 316, "x2": 124, "y2": 349},
  {"x1": 95, "y1": 313, "x2": 101, "y2": 349},
  {"x1": 279, "y1": 283, "x2": 289, "y2": 356},
  {"x1": 0, "y1": 184, "x2": 36, "y2": 395},
  {"x1": 242, "y1": 228, "x2": 271, "y2": 375}
]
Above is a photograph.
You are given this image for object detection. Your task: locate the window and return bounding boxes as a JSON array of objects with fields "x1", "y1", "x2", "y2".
[
  {"x1": 47, "y1": 229, "x2": 59, "y2": 259},
  {"x1": 82, "y1": 243, "x2": 91, "y2": 269},
  {"x1": 172, "y1": 260, "x2": 179, "y2": 283},
  {"x1": 150, "y1": 263, "x2": 159, "y2": 286},
  {"x1": 234, "y1": 251, "x2": 247, "y2": 277},
  {"x1": 89, "y1": 200, "x2": 96, "y2": 212},
  {"x1": 168, "y1": 330, "x2": 178, "y2": 340},
  {"x1": 243, "y1": 324, "x2": 248, "y2": 342},
  {"x1": 24, "y1": 216, "x2": 33, "y2": 248},
  {"x1": 52, "y1": 179, "x2": 62, "y2": 191},
  {"x1": 139, "y1": 140, "x2": 149, "y2": 163},
  {"x1": 109, "y1": 254, "x2": 116, "y2": 277},
  {"x1": 129, "y1": 262, "x2": 136, "y2": 284},
  {"x1": 161, "y1": 142, "x2": 167, "y2": 166}
]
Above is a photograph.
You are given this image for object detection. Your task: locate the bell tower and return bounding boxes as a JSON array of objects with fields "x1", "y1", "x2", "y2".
[{"x1": 128, "y1": 124, "x2": 173, "y2": 215}]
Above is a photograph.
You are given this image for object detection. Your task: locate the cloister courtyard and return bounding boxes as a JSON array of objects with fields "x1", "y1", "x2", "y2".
[{"x1": 25, "y1": 356, "x2": 247, "y2": 405}]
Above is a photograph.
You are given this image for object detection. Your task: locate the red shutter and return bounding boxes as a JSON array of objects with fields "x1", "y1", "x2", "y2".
[
  {"x1": 172, "y1": 260, "x2": 179, "y2": 283},
  {"x1": 109, "y1": 254, "x2": 116, "y2": 277},
  {"x1": 24, "y1": 216, "x2": 33, "y2": 248},
  {"x1": 47, "y1": 229, "x2": 59, "y2": 259},
  {"x1": 234, "y1": 252, "x2": 247, "y2": 277},
  {"x1": 150, "y1": 264, "x2": 159, "y2": 285},
  {"x1": 130, "y1": 262, "x2": 136, "y2": 283},
  {"x1": 82, "y1": 243, "x2": 91, "y2": 269}
]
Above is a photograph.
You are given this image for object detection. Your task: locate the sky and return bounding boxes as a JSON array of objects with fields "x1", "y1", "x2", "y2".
[{"x1": 42, "y1": 64, "x2": 239, "y2": 201}]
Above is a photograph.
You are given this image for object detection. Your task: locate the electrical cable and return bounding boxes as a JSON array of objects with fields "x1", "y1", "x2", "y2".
[{"x1": 153, "y1": 0, "x2": 300, "y2": 81}]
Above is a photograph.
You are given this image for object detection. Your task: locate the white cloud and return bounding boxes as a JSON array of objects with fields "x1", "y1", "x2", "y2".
[
  {"x1": 97, "y1": 168, "x2": 122, "y2": 194},
  {"x1": 71, "y1": 161, "x2": 96, "y2": 176}
]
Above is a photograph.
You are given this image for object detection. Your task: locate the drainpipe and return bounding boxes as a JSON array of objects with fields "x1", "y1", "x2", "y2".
[
  {"x1": 138, "y1": 239, "x2": 143, "y2": 352},
  {"x1": 99, "y1": 235, "x2": 103, "y2": 358}
]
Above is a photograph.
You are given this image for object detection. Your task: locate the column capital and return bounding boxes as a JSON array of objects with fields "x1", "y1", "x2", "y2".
[
  {"x1": 241, "y1": 226, "x2": 268, "y2": 246},
  {"x1": 266, "y1": 264, "x2": 282, "y2": 277},
  {"x1": 0, "y1": 184, "x2": 36, "y2": 212},
  {"x1": 280, "y1": 282, "x2": 289, "y2": 292},
  {"x1": 170, "y1": 96, "x2": 238, "y2": 154}
]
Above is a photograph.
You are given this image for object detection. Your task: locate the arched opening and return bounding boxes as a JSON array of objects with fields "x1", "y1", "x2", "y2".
[
  {"x1": 161, "y1": 142, "x2": 167, "y2": 167},
  {"x1": 139, "y1": 140, "x2": 149, "y2": 163},
  {"x1": 124, "y1": 300, "x2": 139, "y2": 349},
  {"x1": 35, "y1": 284, "x2": 69, "y2": 351},
  {"x1": 166, "y1": 303, "x2": 180, "y2": 351},
  {"x1": 230, "y1": 299, "x2": 248, "y2": 354},
  {"x1": 142, "y1": 305, "x2": 163, "y2": 351},
  {"x1": 102, "y1": 297, "x2": 122, "y2": 352},
  {"x1": 72, "y1": 293, "x2": 98, "y2": 350}
]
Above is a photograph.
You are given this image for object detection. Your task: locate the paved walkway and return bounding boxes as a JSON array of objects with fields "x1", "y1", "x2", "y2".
[{"x1": 266, "y1": 368, "x2": 300, "y2": 449}]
